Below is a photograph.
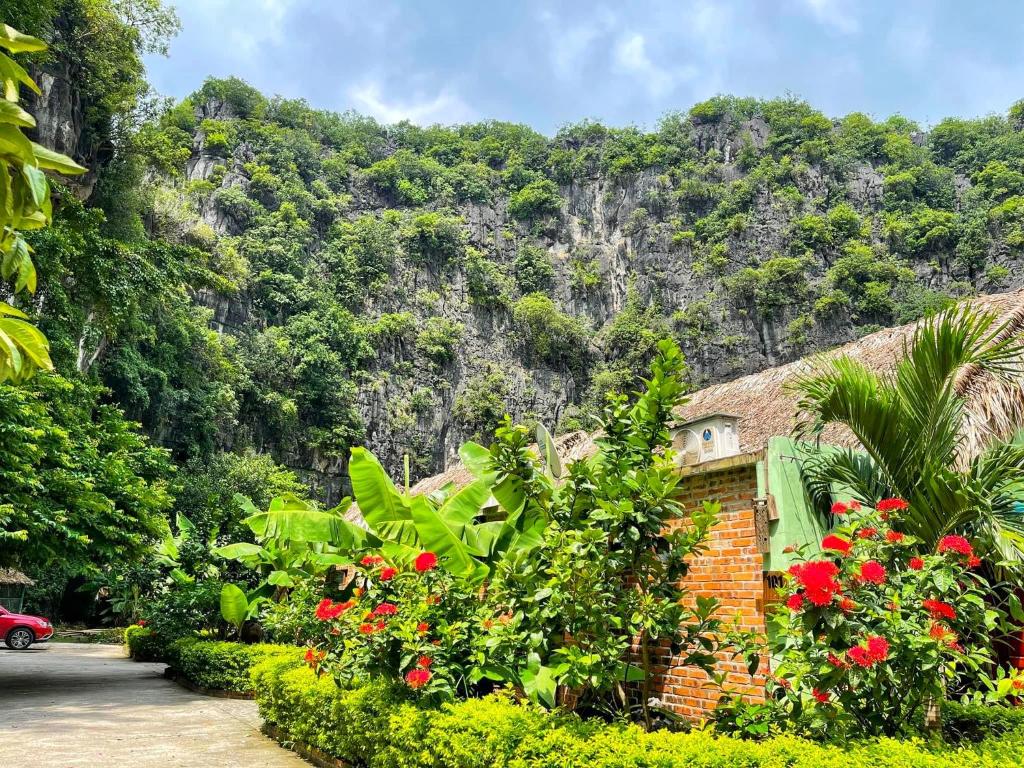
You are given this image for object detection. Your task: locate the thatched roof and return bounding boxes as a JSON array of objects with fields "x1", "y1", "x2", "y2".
[
  {"x1": 675, "y1": 289, "x2": 1024, "y2": 459},
  {"x1": 0, "y1": 568, "x2": 33, "y2": 586},
  {"x1": 351, "y1": 290, "x2": 1024, "y2": 511}
]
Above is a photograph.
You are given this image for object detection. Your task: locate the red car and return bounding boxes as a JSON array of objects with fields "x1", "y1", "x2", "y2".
[{"x1": 0, "y1": 605, "x2": 53, "y2": 649}]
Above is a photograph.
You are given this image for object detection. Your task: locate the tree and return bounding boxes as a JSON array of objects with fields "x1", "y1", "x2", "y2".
[
  {"x1": 792, "y1": 305, "x2": 1024, "y2": 561},
  {"x1": 0, "y1": 23, "x2": 86, "y2": 383}
]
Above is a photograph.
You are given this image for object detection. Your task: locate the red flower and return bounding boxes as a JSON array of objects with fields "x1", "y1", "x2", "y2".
[
  {"x1": 947, "y1": 641, "x2": 965, "y2": 653},
  {"x1": 414, "y1": 551, "x2": 438, "y2": 572},
  {"x1": 866, "y1": 635, "x2": 889, "y2": 662},
  {"x1": 786, "y1": 593, "x2": 805, "y2": 612},
  {"x1": 358, "y1": 623, "x2": 376, "y2": 634},
  {"x1": 379, "y1": 567, "x2": 397, "y2": 581},
  {"x1": 360, "y1": 555, "x2": 384, "y2": 567},
  {"x1": 839, "y1": 597, "x2": 856, "y2": 612},
  {"x1": 831, "y1": 501, "x2": 849, "y2": 515},
  {"x1": 858, "y1": 560, "x2": 887, "y2": 584},
  {"x1": 304, "y1": 648, "x2": 316, "y2": 664},
  {"x1": 858, "y1": 527, "x2": 878, "y2": 539},
  {"x1": 849, "y1": 500, "x2": 862, "y2": 511},
  {"x1": 877, "y1": 498, "x2": 909, "y2": 512},
  {"x1": 774, "y1": 676, "x2": 792, "y2": 690},
  {"x1": 405, "y1": 668, "x2": 431, "y2": 689},
  {"x1": 929, "y1": 622, "x2": 947, "y2": 640},
  {"x1": 812, "y1": 688, "x2": 830, "y2": 704},
  {"x1": 885, "y1": 530, "x2": 905, "y2": 544},
  {"x1": 967, "y1": 555, "x2": 981, "y2": 569},
  {"x1": 937, "y1": 535, "x2": 973, "y2": 557},
  {"x1": 315, "y1": 599, "x2": 337, "y2": 621},
  {"x1": 848, "y1": 646, "x2": 872, "y2": 667},
  {"x1": 922, "y1": 599, "x2": 956, "y2": 621},
  {"x1": 790, "y1": 560, "x2": 842, "y2": 606},
  {"x1": 373, "y1": 602, "x2": 398, "y2": 616},
  {"x1": 821, "y1": 535, "x2": 852, "y2": 556},
  {"x1": 908, "y1": 556, "x2": 925, "y2": 570},
  {"x1": 417, "y1": 622, "x2": 430, "y2": 634},
  {"x1": 1012, "y1": 679, "x2": 1024, "y2": 691},
  {"x1": 375, "y1": 620, "x2": 386, "y2": 631},
  {"x1": 417, "y1": 656, "x2": 433, "y2": 668},
  {"x1": 136, "y1": 620, "x2": 147, "y2": 627},
  {"x1": 827, "y1": 652, "x2": 849, "y2": 669}
]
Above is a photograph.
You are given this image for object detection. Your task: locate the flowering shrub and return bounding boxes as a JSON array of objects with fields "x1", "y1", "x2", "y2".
[
  {"x1": 769, "y1": 499, "x2": 1006, "y2": 738},
  {"x1": 308, "y1": 549, "x2": 488, "y2": 699}
]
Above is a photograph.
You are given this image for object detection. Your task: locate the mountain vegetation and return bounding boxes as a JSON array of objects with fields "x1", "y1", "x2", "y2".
[{"x1": 4, "y1": 0, "x2": 1024, "y2": 614}]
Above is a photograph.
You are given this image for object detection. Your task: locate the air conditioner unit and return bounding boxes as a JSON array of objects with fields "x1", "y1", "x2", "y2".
[{"x1": 671, "y1": 413, "x2": 741, "y2": 466}]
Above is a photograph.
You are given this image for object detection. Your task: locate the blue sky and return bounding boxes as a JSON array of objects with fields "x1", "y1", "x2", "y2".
[{"x1": 145, "y1": 1, "x2": 1024, "y2": 134}]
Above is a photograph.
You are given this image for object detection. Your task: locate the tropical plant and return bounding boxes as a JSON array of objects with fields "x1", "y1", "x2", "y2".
[
  {"x1": 769, "y1": 498, "x2": 1019, "y2": 738},
  {"x1": 793, "y1": 305, "x2": 1024, "y2": 561},
  {"x1": 482, "y1": 339, "x2": 749, "y2": 723},
  {"x1": 213, "y1": 493, "x2": 361, "y2": 601},
  {"x1": 0, "y1": 23, "x2": 86, "y2": 383}
]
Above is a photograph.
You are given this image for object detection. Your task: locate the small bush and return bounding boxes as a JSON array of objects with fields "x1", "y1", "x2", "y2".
[
  {"x1": 124, "y1": 625, "x2": 163, "y2": 662},
  {"x1": 508, "y1": 179, "x2": 562, "y2": 220},
  {"x1": 512, "y1": 293, "x2": 588, "y2": 369},
  {"x1": 166, "y1": 639, "x2": 303, "y2": 693}
]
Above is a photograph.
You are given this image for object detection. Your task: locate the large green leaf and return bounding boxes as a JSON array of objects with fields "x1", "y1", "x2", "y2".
[
  {"x1": 0, "y1": 25, "x2": 45, "y2": 54},
  {"x1": 349, "y1": 447, "x2": 416, "y2": 544},
  {"x1": 219, "y1": 583, "x2": 249, "y2": 630},
  {"x1": 409, "y1": 495, "x2": 476, "y2": 575},
  {"x1": 213, "y1": 542, "x2": 264, "y2": 561},
  {"x1": 30, "y1": 141, "x2": 87, "y2": 174}
]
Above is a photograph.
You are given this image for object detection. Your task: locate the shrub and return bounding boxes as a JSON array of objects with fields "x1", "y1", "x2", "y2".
[
  {"x1": 513, "y1": 244, "x2": 555, "y2": 294},
  {"x1": 508, "y1": 179, "x2": 562, "y2": 220},
  {"x1": 415, "y1": 317, "x2": 464, "y2": 364},
  {"x1": 769, "y1": 499, "x2": 1011, "y2": 738},
  {"x1": 165, "y1": 638, "x2": 303, "y2": 693},
  {"x1": 252, "y1": 662, "x2": 1024, "y2": 768},
  {"x1": 124, "y1": 624, "x2": 163, "y2": 661},
  {"x1": 511, "y1": 293, "x2": 588, "y2": 368},
  {"x1": 400, "y1": 212, "x2": 467, "y2": 267}
]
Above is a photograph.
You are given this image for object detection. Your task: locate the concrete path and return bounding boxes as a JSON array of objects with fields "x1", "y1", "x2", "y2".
[{"x1": 0, "y1": 643, "x2": 308, "y2": 767}]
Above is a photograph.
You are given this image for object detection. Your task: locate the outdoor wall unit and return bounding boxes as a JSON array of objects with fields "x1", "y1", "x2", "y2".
[{"x1": 671, "y1": 413, "x2": 742, "y2": 466}]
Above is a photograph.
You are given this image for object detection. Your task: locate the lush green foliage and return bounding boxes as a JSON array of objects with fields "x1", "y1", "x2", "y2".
[
  {"x1": 124, "y1": 623, "x2": 163, "y2": 661},
  {"x1": 794, "y1": 306, "x2": 1024, "y2": 561},
  {"x1": 769, "y1": 500, "x2": 1012, "y2": 738},
  {"x1": 165, "y1": 638, "x2": 302, "y2": 692},
  {"x1": 252, "y1": 661, "x2": 1024, "y2": 768}
]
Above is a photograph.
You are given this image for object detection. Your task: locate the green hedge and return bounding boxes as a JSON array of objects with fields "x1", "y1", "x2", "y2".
[
  {"x1": 166, "y1": 639, "x2": 304, "y2": 694},
  {"x1": 124, "y1": 625, "x2": 164, "y2": 662},
  {"x1": 251, "y1": 660, "x2": 1024, "y2": 768},
  {"x1": 940, "y1": 700, "x2": 1024, "y2": 743}
]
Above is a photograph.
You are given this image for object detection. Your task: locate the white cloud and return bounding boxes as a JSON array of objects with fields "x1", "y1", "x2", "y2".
[
  {"x1": 347, "y1": 82, "x2": 476, "y2": 125},
  {"x1": 613, "y1": 32, "x2": 696, "y2": 99},
  {"x1": 798, "y1": 0, "x2": 860, "y2": 35}
]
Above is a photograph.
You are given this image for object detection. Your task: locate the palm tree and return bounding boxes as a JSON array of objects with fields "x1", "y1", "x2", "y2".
[{"x1": 792, "y1": 304, "x2": 1024, "y2": 561}]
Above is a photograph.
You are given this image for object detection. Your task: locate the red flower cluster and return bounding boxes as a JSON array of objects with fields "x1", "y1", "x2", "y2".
[
  {"x1": 304, "y1": 648, "x2": 325, "y2": 667},
  {"x1": 786, "y1": 593, "x2": 804, "y2": 611},
  {"x1": 922, "y1": 598, "x2": 956, "y2": 621},
  {"x1": 908, "y1": 556, "x2": 925, "y2": 570},
  {"x1": 885, "y1": 530, "x2": 905, "y2": 543},
  {"x1": 876, "y1": 498, "x2": 909, "y2": 512},
  {"x1": 315, "y1": 598, "x2": 355, "y2": 621},
  {"x1": 929, "y1": 621, "x2": 948, "y2": 640},
  {"x1": 360, "y1": 555, "x2": 384, "y2": 567},
  {"x1": 417, "y1": 655, "x2": 433, "y2": 668},
  {"x1": 827, "y1": 652, "x2": 850, "y2": 669},
  {"x1": 848, "y1": 635, "x2": 889, "y2": 667},
  {"x1": 937, "y1": 535, "x2": 973, "y2": 557},
  {"x1": 831, "y1": 501, "x2": 850, "y2": 515},
  {"x1": 789, "y1": 560, "x2": 841, "y2": 606},
  {"x1": 858, "y1": 560, "x2": 887, "y2": 585},
  {"x1": 857, "y1": 527, "x2": 878, "y2": 539},
  {"x1": 379, "y1": 567, "x2": 397, "y2": 581},
  {"x1": 414, "y1": 551, "x2": 438, "y2": 572},
  {"x1": 417, "y1": 622, "x2": 430, "y2": 633},
  {"x1": 373, "y1": 602, "x2": 398, "y2": 616},
  {"x1": 821, "y1": 534, "x2": 852, "y2": 556},
  {"x1": 405, "y1": 668, "x2": 431, "y2": 688},
  {"x1": 968, "y1": 555, "x2": 982, "y2": 569},
  {"x1": 812, "y1": 688, "x2": 830, "y2": 703}
]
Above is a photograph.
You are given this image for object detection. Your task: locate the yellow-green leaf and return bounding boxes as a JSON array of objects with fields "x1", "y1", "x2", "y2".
[
  {"x1": 0, "y1": 25, "x2": 45, "y2": 54},
  {"x1": 31, "y1": 141, "x2": 87, "y2": 175}
]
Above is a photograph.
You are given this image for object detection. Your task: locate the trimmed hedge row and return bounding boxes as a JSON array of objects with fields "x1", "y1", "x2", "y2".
[
  {"x1": 124, "y1": 625, "x2": 163, "y2": 662},
  {"x1": 251, "y1": 658, "x2": 1024, "y2": 768},
  {"x1": 165, "y1": 639, "x2": 304, "y2": 694}
]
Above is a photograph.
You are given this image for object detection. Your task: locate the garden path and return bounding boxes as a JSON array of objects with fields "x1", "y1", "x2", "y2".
[{"x1": 0, "y1": 643, "x2": 307, "y2": 767}]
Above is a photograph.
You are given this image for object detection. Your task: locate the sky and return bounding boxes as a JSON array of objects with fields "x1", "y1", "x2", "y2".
[{"x1": 144, "y1": 0, "x2": 1024, "y2": 135}]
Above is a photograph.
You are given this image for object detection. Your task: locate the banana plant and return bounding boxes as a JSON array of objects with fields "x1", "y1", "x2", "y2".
[
  {"x1": 219, "y1": 582, "x2": 267, "y2": 637},
  {"x1": 213, "y1": 493, "x2": 363, "y2": 599},
  {"x1": 346, "y1": 442, "x2": 548, "y2": 580}
]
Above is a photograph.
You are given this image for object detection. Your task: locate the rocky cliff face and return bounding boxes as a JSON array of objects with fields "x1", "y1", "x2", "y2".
[{"x1": 35, "y1": 80, "x2": 1024, "y2": 501}]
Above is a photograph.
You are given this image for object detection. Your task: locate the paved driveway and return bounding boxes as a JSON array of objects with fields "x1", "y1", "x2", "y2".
[{"x1": 0, "y1": 643, "x2": 307, "y2": 767}]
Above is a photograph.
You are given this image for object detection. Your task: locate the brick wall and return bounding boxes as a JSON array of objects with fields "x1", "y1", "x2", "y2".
[{"x1": 636, "y1": 460, "x2": 768, "y2": 719}]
